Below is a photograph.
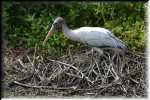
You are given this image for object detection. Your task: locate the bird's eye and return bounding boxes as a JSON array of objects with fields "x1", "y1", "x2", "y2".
[
  {"x1": 53, "y1": 22, "x2": 58, "y2": 28},
  {"x1": 54, "y1": 22, "x2": 58, "y2": 25},
  {"x1": 53, "y1": 22, "x2": 61, "y2": 30}
]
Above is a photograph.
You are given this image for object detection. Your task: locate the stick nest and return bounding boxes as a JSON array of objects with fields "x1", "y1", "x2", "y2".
[{"x1": 3, "y1": 47, "x2": 147, "y2": 97}]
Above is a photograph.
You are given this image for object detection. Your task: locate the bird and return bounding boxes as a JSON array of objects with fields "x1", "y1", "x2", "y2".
[
  {"x1": 43, "y1": 17, "x2": 128, "y2": 55},
  {"x1": 43, "y1": 17, "x2": 128, "y2": 81}
]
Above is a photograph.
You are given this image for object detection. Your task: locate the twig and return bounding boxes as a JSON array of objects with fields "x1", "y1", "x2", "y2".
[
  {"x1": 65, "y1": 72, "x2": 82, "y2": 79},
  {"x1": 49, "y1": 59, "x2": 94, "y2": 84},
  {"x1": 12, "y1": 65, "x2": 26, "y2": 73},
  {"x1": 17, "y1": 59, "x2": 27, "y2": 69},
  {"x1": 68, "y1": 48, "x2": 73, "y2": 62},
  {"x1": 88, "y1": 63, "x2": 95, "y2": 77},
  {"x1": 48, "y1": 59, "x2": 84, "y2": 78},
  {"x1": 130, "y1": 77, "x2": 139, "y2": 84},
  {"x1": 33, "y1": 43, "x2": 38, "y2": 65},
  {"x1": 11, "y1": 81, "x2": 77, "y2": 90},
  {"x1": 96, "y1": 79, "x2": 121, "y2": 96},
  {"x1": 120, "y1": 84, "x2": 127, "y2": 93},
  {"x1": 27, "y1": 55, "x2": 34, "y2": 67},
  {"x1": 11, "y1": 80, "x2": 116, "y2": 91},
  {"x1": 48, "y1": 66, "x2": 69, "y2": 81}
]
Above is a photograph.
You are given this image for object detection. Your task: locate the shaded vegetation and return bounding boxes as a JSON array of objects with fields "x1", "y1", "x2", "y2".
[{"x1": 2, "y1": 1, "x2": 146, "y2": 56}]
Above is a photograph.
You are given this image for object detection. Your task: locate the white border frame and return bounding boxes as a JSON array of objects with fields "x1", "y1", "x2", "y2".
[{"x1": 2, "y1": 1, "x2": 150, "y2": 100}]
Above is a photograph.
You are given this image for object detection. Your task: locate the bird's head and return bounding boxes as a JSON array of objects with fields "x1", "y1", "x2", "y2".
[
  {"x1": 43, "y1": 17, "x2": 65, "y2": 45},
  {"x1": 53, "y1": 17, "x2": 65, "y2": 32}
]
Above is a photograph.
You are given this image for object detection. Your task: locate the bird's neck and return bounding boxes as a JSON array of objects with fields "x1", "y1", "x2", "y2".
[
  {"x1": 62, "y1": 23, "x2": 77, "y2": 41},
  {"x1": 62, "y1": 23, "x2": 70, "y2": 34}
]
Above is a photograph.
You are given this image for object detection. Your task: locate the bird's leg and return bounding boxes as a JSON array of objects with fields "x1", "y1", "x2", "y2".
[
  {"x1": 91, "y1": 47, "x2": 103, "y2": 66},
  {"x1": 111, "y1": 65, "x2": 120, "y2": 81},
  {"x1": 111, "y1": 49, "x2": 122, "y2": 82},
  {"x1": 112, "y1": 48, "x2": 125, "y2": 57},
  {"x1": 90, "y1": 48, "x2": 94, "y2": 63},
  {"x1": 86, "y1": 47, "x2": 103, "y2": 59}
]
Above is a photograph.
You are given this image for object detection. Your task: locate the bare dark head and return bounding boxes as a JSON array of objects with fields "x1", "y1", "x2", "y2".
[
  {"x1": 53, "y1": 17, "x2": 65, "y2": 31},
  {"x1": 43, "y1": 17, "x2": 65, "y2": 45},
  {"x1": 54, "y1": 17, "x2": 64, "y2": 24}
]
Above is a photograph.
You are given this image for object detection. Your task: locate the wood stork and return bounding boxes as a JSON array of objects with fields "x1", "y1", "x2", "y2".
[
  {"x1": 43, "y1": 17, "x2": 128, "y2": 81},
  {"x1": 43, "y1": 17, "x2": 128, "y2": 55}
]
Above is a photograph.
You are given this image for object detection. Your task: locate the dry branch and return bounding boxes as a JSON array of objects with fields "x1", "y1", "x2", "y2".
[{"x1": 5, "y1": 47, "x2": 146, "y2": 97}]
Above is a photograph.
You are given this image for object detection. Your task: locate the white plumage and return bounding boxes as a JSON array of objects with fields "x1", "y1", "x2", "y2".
[
  {"x1": 63, "y1": 26, "x2": 127, "y2": 52},
  {"x1": 43, "y1": 17, "x2": 128, "y2": 53}
]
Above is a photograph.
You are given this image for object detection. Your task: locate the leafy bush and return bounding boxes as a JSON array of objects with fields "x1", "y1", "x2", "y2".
[{"x1": 2, "y1": 1, "x2": 146, "y2": 55}]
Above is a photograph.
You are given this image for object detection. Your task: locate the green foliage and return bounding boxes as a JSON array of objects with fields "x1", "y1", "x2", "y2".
[{"x1": 2, "y1": 1, "x2": 146, "y2": 55}]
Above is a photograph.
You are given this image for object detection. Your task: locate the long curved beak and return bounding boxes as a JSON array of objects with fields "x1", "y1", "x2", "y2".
[{"x1": 43, "y1": 25, "x2": 55, "y2": 45}]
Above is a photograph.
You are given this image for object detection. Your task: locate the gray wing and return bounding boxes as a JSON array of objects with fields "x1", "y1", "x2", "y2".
[
  {"x1": 107, "y1": 32, "x2": 128, "y2": 51},
  {"x1": 85, "y1": 31, "x2": 128, "y2": 52}
]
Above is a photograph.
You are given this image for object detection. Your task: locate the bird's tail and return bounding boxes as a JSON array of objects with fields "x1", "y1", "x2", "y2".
[
  {"x1": 111, "y1": 35, "x2": 128, "y2": 54},
  {"x1": 117, "y1": 42, "x2": 128, "y2": 54}
]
